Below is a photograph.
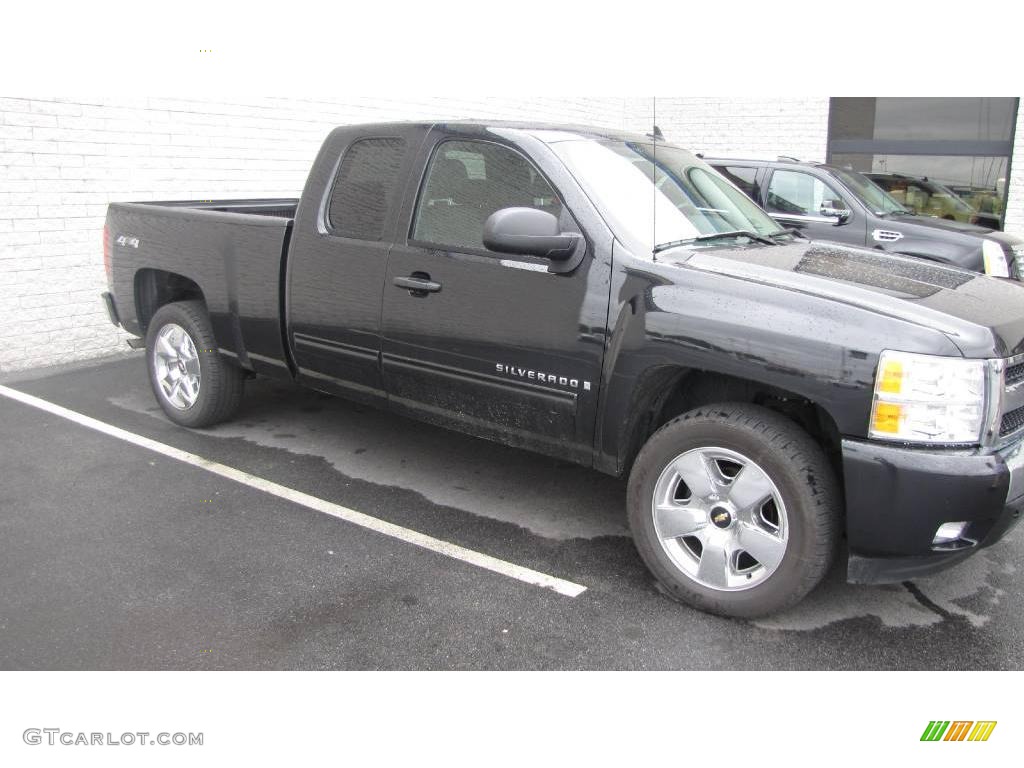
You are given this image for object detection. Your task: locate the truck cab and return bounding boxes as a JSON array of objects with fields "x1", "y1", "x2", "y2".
[{"x1": 286, "y1": 124, "x2": 609, "y2": 467}]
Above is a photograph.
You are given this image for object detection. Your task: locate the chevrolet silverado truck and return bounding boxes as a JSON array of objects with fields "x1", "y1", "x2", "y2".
[{"x1": 102, "y1": 122, "x2": 1024, "y2": 618}]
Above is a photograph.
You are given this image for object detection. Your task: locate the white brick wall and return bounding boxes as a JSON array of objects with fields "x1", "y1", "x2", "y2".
[
  {"x1": 1005, "y1": 104, "x2": 1024, "y2": 233},
  {"x1": 652, "y1": 97, "x2": 831, "y2": 162}
]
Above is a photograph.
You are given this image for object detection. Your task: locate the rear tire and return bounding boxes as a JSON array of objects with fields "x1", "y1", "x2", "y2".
[
  {"x1": 145, "y1": 300, "x2": 244, "y2": 428},
  {"x1": 627, "y1": 403, "x2": 840, "y2": 618}
]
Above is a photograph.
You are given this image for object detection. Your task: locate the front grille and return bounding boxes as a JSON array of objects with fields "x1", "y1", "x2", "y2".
[
  {"x1": 1000, "y1": 405, "x2": 1024, "y2": 436},
  {"x1": 992, "y1": 353, "x2": 1024, "y2": 443},
  {"x1": 1006, "y1": 362, "x2": 1024, "y2": 386}
]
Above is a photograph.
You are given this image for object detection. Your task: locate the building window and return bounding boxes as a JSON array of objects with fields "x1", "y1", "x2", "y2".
[{"x1": 827, "y1": 98, "x2": 1018, "y2": 229}]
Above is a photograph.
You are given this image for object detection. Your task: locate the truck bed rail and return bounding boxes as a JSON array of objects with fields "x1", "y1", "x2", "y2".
[{"x1": 127, "y1": 198, "x2": 299, "y2": 219}]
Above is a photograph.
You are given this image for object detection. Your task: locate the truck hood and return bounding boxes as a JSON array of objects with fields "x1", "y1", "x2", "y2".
[
  {"x1": 672, "y1": 241, "x2": 1024, "y2": 358},
  {"x1": 883, "y1": 212, "x2": 1023, "y2": 248}
]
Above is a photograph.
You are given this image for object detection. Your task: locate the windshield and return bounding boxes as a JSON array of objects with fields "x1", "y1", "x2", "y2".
[
  {"x1": 551, "y1": 140, "x2": 785, "y2": 253},
  {"x1": 830, "y1": 168, "x2": 907, "y2": 215},
  {"x1": 918, "y1": 179, "x2": 977, "y2": 216}
]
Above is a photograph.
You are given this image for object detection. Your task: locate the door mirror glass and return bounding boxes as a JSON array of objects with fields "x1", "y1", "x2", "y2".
[{"x1": 483, "y1": 207, "x2": 581, "y2": 261}]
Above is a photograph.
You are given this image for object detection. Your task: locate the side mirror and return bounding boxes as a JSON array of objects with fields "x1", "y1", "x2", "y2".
[
  {"x1": 483, "y1": 207, "x2": 581, "y2": 261},
  {"x1": 820, "y1": 203, "x2": 851, "y2": 224}
]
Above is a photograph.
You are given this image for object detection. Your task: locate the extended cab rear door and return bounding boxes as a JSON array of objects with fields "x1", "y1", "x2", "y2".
[
  {"x1": 380, "y1": 127, "x2": 612, "y2": 465},
  {"x1": 286, "y1": 125, "x2": 427, "y2": 405}
]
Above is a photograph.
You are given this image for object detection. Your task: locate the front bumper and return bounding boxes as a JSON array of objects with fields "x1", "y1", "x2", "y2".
[{"x1": 842, "y1": 437, "x2": 1024, "y2": 583}]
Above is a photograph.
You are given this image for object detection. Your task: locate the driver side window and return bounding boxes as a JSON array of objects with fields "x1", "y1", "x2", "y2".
[
  {"x1": 766, "y1": 170, "x2": 847, "y2": 218},
  {"x1": 412, "y1": 140, "x2": 563, "y2": 252}
]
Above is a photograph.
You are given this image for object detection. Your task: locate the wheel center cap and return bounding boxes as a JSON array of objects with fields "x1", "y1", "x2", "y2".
[{"x1": 710, "y1": 506, "x2": 734, "y2": 529}]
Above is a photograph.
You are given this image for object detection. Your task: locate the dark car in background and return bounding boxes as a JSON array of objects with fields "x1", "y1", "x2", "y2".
[
  {"x1": 706, "y1": 157, "x2": 1022, "y2": 278},
  {"x1": 866, "y1": 172, "x2": 1002, "y2": 230}
]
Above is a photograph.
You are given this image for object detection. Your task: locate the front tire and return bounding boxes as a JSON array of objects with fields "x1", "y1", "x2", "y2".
[
  {"x1": 145, "y1": 300, "x2": 244, "y2": 428},
  {"x1": 627, "y1": 403, "x2": 840, "y2": 618}
]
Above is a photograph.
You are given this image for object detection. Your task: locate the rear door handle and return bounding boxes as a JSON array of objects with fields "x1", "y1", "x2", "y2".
[{"x1": 393, "y1": 273, "x2": 442, "y2": 296}]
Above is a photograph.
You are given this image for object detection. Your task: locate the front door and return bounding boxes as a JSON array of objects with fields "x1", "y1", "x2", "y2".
[
  {"x1": 763, "y1": 168, "x2": 866, "y2": 246},
  {"x1": 381, "y1": 135, "x2": 609, "y2": 464}
]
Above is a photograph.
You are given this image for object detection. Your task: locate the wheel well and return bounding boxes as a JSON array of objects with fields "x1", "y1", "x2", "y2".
[
  {"x1": 622, "y1": 368, "x2": 843, "y2": 476},
  {"x1": 134, "y1": 269, "x2": 205, "y2": 333}
]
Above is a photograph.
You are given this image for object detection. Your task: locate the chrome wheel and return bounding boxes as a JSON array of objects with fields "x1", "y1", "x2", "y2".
[
  {"x1": 152, "y1": 323, "x2": 201, "y2": 410},
  {"x1": 651, "y1": 446, "x2": 788, "y2": 591}
]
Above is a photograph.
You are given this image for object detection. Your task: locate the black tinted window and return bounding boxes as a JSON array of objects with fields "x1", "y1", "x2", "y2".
[
  {"x1": 412, "y1": 140, "x2": 562, "y2": 251},
  {"x1": 716, "y1": 166, "x2": 759, "y2": 199},
  {"x1": 328, "y1": 138, "x2": 406, "y2": 240}
]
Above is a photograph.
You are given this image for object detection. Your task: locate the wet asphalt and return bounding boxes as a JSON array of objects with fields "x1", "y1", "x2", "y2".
[{"x1": 0, "y1": 353, "x2": 1022, "y2": 670}]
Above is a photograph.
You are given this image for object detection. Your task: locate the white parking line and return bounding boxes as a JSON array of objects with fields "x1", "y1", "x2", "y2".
[{"x1": 0, "y1": 384, "x2": 587, "y2": 598}]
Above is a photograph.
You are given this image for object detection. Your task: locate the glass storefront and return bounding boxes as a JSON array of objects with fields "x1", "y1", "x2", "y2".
[{"x1": 827, "y1": 98, "x2": 1018, "y2": 229}]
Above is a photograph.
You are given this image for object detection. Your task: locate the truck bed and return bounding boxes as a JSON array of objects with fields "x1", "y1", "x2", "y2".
[{"x1": 105, "y1": 198, "x2": 298, "y2": 376}]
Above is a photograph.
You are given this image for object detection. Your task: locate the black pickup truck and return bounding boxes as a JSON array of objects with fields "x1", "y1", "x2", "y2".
[{"x1": 102, "y1": 121, "x2": 1024, "y2": 618}]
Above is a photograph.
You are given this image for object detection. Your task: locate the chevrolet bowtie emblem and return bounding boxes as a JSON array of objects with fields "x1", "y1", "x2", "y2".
[{"x1": 712, "y1": 512, "x2": 730, "y2": 524}]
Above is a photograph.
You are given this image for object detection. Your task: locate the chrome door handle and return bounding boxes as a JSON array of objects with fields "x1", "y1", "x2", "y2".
[{"x1": 393, "y1": 274, "x2": 441, "y2": 295}]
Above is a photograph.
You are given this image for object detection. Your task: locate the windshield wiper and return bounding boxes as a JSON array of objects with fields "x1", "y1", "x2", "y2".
[
  {"x1": 652, "y1": 238, "x2": 695, "y2": 254},
  {"x1": 695, "y1": 230, "x2": 777, "y2": 245},
  {"x1": 695, "y1": 230, "x2": 776, "y2": 245},
  {"x1": 653, "y1": 230, "x2": 776, "y2": 253}
]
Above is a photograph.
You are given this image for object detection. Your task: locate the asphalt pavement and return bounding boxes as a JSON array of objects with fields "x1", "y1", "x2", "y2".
[{"x1": 1, "y1": 352, "x2": 1021, "y2": 669}]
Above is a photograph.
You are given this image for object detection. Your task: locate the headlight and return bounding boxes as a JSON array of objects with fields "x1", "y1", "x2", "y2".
[
  {"x1": 869, "y1": 350, "x2": 987, "y2": 443},
  {"x1": 982, "y1": 239, "x2": 1009, "y2": 277}
]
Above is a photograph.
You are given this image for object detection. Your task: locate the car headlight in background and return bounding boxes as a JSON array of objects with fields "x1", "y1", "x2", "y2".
[
  {"x1": 1012, "y1": 243, "x2": 1024, "y2": 277},
  {"x1": 982, "y1": 239, "x2": 1009, "y2": 277},
  {"x1": 869, "y1": 350, "x2": 988, "y2": 444}
]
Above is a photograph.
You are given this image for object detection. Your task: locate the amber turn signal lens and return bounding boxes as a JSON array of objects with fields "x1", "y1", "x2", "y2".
[
  {"x1": 871, "y1": 402, "x2": 902, "y2": 434},
  {"x1": 877, "y1": 359, "x2": 903, "y2": 394}
]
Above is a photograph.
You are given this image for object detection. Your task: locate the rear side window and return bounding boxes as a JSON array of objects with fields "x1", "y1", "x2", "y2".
[
  {"x1": 327, "y1": 138, "x2": 406, "y2": 240},
  {"x1": 716, "y1": 165, "x2": 759, "y2": 200}
]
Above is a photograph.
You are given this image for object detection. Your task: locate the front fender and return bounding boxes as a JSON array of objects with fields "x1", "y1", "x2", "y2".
[{"x1": 593, "y1": 257, "x2": 962, "y2": 475}]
